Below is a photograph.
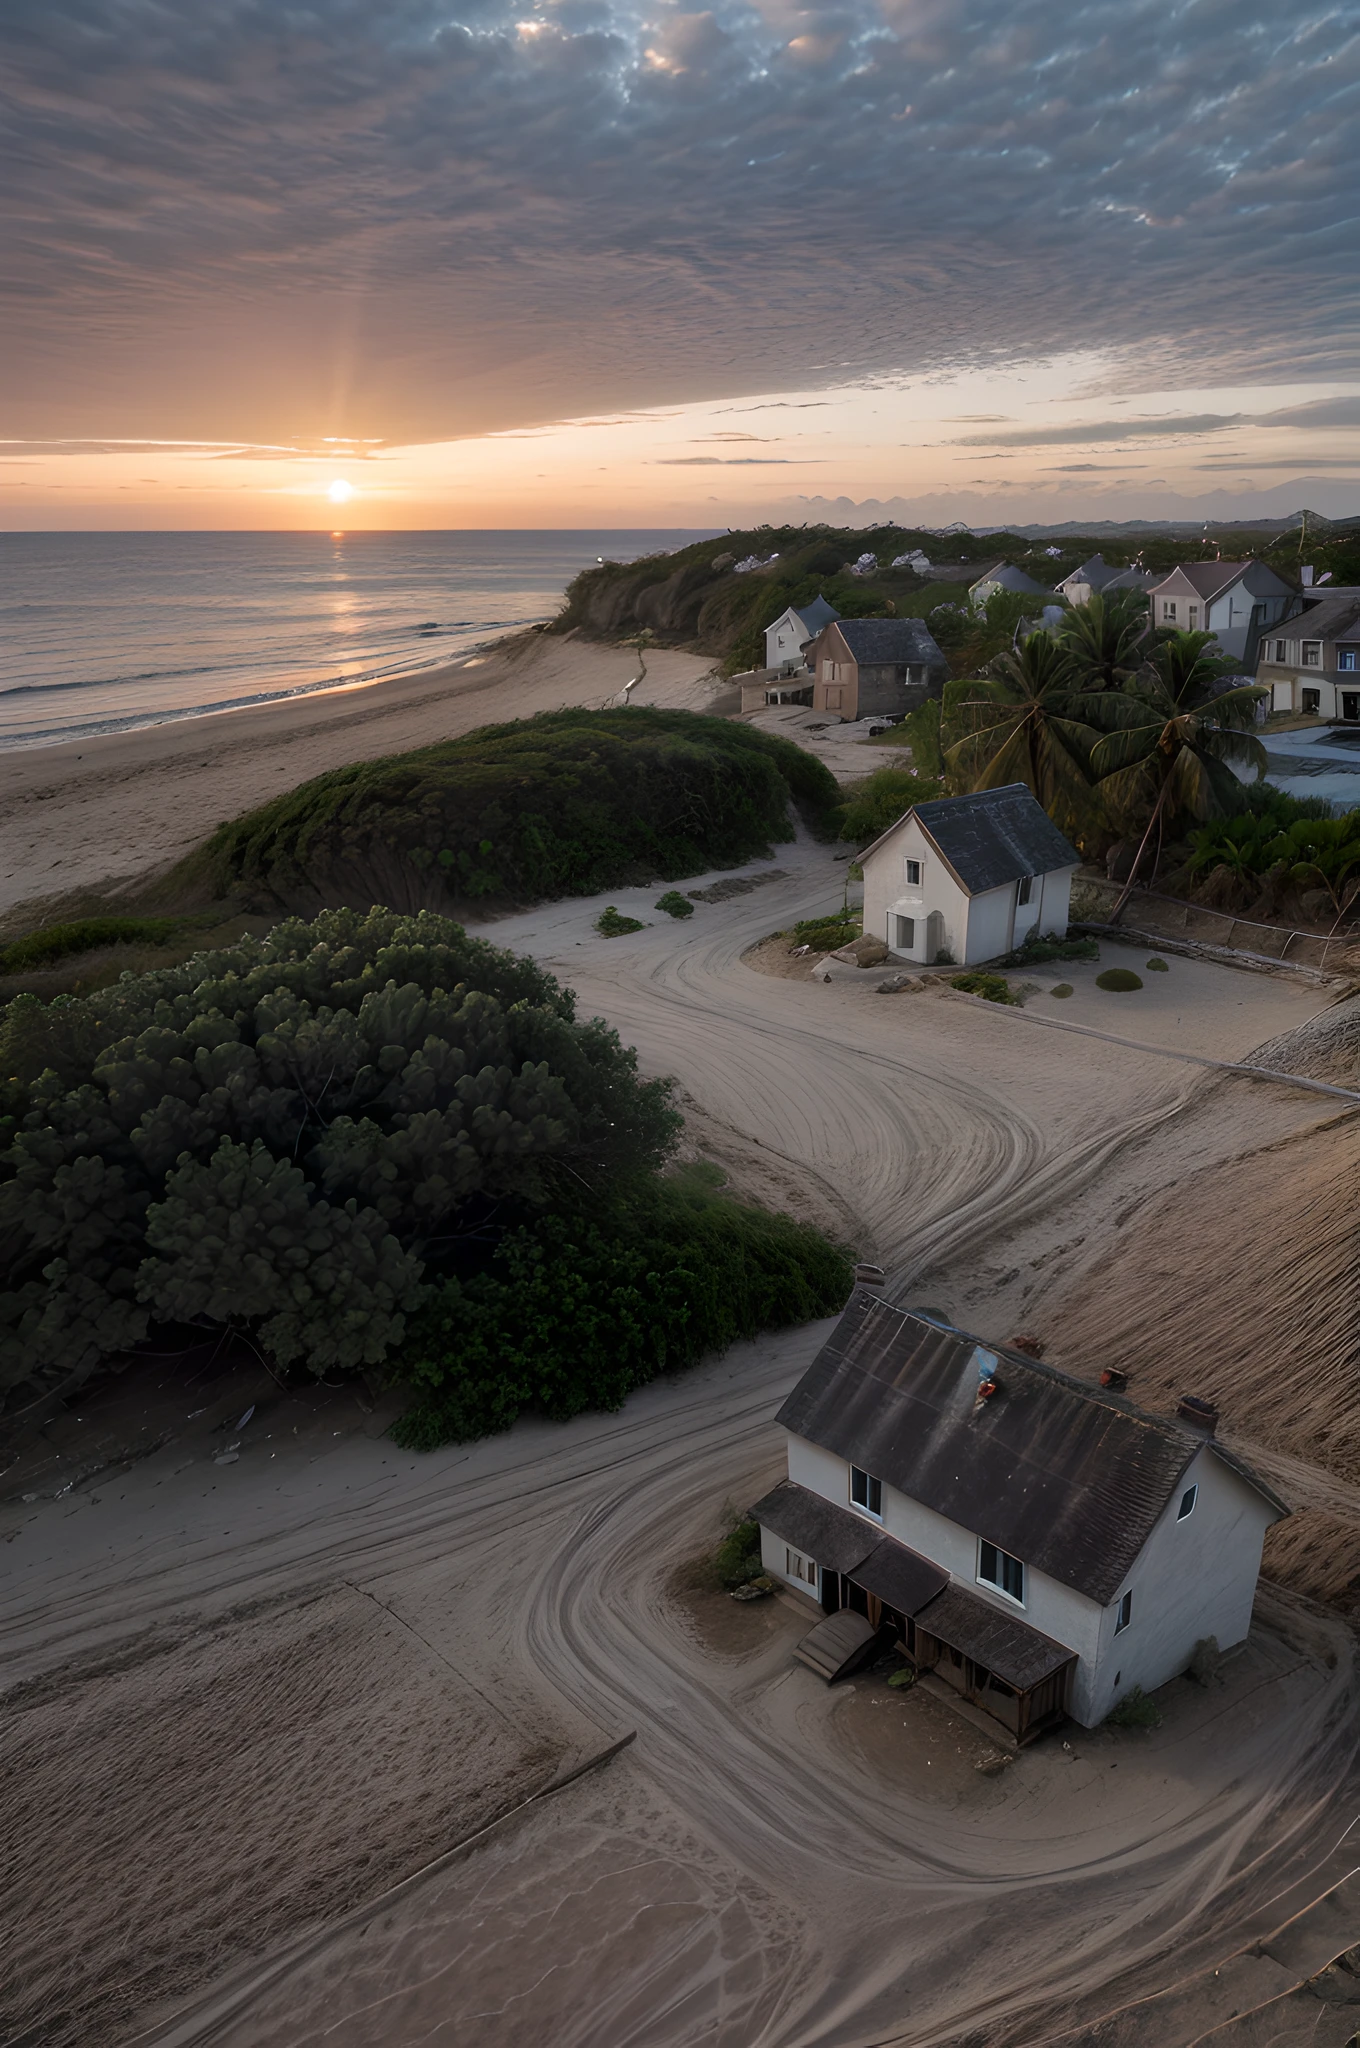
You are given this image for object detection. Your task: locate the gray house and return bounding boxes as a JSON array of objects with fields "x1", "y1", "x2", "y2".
[
  {"x1": 968, "y1": 563, "x2": 1051, "y2": 606},
  {"x1": 805, "y1": 617, "x2": 949, "y2": 721},
  {"x1": 1257, "y1": 592, "x2": 1360, "y2": 720},
  {"x1": 754, "y1": 1295, "x2": 1287, "y2": 1743},
  {"x1": 763, "y1": 594, "x2": 840, "y2": 675},
  {"x1": 1055, "y1": 556, "x2": 1155, "y2": 607},
  {"x1": 1146, "y1": 559, "x2": 1295, "y2": 663}
]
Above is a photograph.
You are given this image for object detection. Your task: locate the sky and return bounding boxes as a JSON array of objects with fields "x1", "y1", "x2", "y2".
[{"x1": 3, "y1": 0, "x2": 1359, "y2": 529}]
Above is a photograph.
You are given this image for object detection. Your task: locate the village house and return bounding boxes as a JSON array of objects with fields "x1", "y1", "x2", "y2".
[
  {"x1": 857, "y1": 783, "x2": 1079, "y2": 967},
  {"x1": 1256, "y1": 592, "x2": 1360, "y2": 720},
  {"x1": 968, "y1": 563, "x2": 1051, "y2": 606},
  {"x1": 1145, "y1": 559, "x2": 1295, "y2": 664},
  {"x1": 764, "y1": 594, "x2": 840, "y2": 675},
  {"x1": 803, "y1": 617, "x2": 948, "y2": 722},
  {"x1": 1054, "y1": 555, "x2": 1155, "y2": 607},
  {"x1": 753, "y1": 1294, "x2": 1287, "y2": 1743}
]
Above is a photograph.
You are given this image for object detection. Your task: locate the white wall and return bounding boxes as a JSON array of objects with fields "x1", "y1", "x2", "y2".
[
  {"x1": 860, "y1": 815, "x2": 969, "y2": 965},
  {"x1": 759, "y1": 1521, "x2": 822, "y2": 1606},
  {"x1": 778, "y1": 1429, "x2": 1276, "y2": 1729},
  {"x1": 963, "y1": 882, "x2": 1015, "y2": 964},
  {"x1": 765, "y1": 611, "x2": 809, "y2": 672}
]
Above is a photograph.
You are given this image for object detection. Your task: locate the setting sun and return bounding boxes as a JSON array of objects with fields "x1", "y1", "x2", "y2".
[{"x1": 327, "y1": 478, "x2": 354, "y2": 505}]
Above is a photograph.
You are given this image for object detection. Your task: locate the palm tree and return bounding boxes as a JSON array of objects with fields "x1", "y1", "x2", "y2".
[
  {"x1": 942, "y1": 631, "x2": 1122, "y2": 842},
  {"x1": 1091, "y1": 631, "x2": 1267, "y2": 911},
  {"x1": 1054, "y1": 589, "x2": 1149, "y2": 691}
]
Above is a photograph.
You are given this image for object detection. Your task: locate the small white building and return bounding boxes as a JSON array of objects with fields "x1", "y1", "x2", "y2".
[
  {"x1": 753, "y1": 1296, "x2": 1287, "y2": 1742},
  {"x1": 968, "y1": 563, "x2": 1051, "y2": 607},
  {"x1": 858, "y1": 783, "x2": 1080, "y2": 968},
  {"x1": 764, "y1": 594, "x2": 840, "y2": 675},
  {"x1": 1055, "y1": 556, "x2": 1155, "y2": 607},
  {"x1": 1146, "y1": 560, "x2": 1295, "y2": 662}
]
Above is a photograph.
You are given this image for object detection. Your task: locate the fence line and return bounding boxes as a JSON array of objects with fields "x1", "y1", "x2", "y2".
[{"x1": 1080, "y1": 875, "x2": 1352, "y2": 970}]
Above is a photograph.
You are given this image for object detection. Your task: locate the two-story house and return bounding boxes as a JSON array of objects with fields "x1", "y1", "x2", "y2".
[
  {"x1": 763, "y1": 594, "x2": 840, "y2": 676},
  {"x1": 857, "y1": 783, "x2": 1080, "y2": 968},
  {"x1": 1256, "y1": 592, "x2": 1360, "y2": 720},
  {"x1": 1146, "y1": 560, "x2": 1295, "y2": 663},
  {"x1": 804, "y1": 617, "x2": 949, "y2": 722},
  {"x1": 753, "y1": 1295, "x2": 1287, "y2": 1743}
]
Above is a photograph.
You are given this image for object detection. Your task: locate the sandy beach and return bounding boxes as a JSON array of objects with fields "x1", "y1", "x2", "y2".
[{"x1": 0, "y1": 631, "x2": 725, "y2": 928}]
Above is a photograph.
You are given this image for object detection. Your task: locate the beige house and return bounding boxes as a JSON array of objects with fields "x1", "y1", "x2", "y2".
[
  {"x1": 1146, "y1": 559, "x2": 1294, "y2": 662},
  {"x1": 858, "y1": 783, "x2": 1079, "y2": 967},
  {"x1": 804, "y1": 617, "x2": 948, "y2": 722},
  {"x1": 754, "y1": 1295, "x2": 1287, "y2": 1741},
  {"x1": 1257, "y1": 593, "x2": 1360, "y2": 720}
]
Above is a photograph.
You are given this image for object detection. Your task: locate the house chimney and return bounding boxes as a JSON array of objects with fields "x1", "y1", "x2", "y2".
[
  {"x1": 1009, "y1": 1333, "x2": 1045, "y2": 1359},
  {"x1": 1100, "y1": 1367, "x2": 1128, "y2": 1392},
  {"x1": 1176, "y1": 1394, "x2": 1219, "y2": 1435},
  {"x1": 1301, "y1": 565, "x2": 1315, "y2": 588}
]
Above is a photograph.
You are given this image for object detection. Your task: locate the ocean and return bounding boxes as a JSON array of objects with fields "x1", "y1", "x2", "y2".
[{"x1": 0, "y1": 530, "x2": 715, "y2": 750}]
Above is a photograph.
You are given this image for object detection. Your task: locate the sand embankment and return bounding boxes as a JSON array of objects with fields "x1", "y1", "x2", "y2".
[{"x1": 0, "y1": 632, "x2": 723, "y2": 927}]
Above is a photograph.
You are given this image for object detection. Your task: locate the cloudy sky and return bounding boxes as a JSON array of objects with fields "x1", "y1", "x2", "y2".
[{"x1": 3, "y1": 0, "x2": 1359, "y2": 526}]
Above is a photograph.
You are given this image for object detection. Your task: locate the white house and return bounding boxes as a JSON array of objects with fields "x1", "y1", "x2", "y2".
[
  {"x1": 1055, "y1": 556, "x2": 1155, "y2": 607},
  {"x1": 764, "y1": 594, "x2": 840, "y2": 675},
  {"x1": 969, "y1": 563, "x2": 1051, "y2": 607},
  {"x1": 753, "y1": 1295, "x2": 1287, "y2": 1742},
  {"x1": 858, "y1": 783, "x2": 1080, "y2": 968},
  {"x1": 1146, "y1": 560, "x2": 1295, "y2": 662}
]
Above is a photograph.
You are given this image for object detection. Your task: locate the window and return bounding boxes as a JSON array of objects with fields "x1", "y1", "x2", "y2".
[
  {"x1": 1177, "y1": 1483, "x2": 1198, "y2": 1520},
  {"x1": 1188, "y1": 606, "x2": 1199, "y2": 627},
  {"x1": 1303, "y1": 642, "x2": 1322, "y2": 667},
  {"x1": 1339, "y1": 648, "x2": 1358, "y2": 671},
  {"x1": 1302, "y1": 688, "x2": 1321, "y2": 715},
  {"x1": 903, "y1": 858, "x2": 922, "y2": 886},
  {"x1": 1273, "y1": 639, "x2": 1287, "y2": 662},
  {"x1": 850, "y1": 1466, "x2": 883, "y2": 1519},
  {"x1": 1163, "y1": 601, "x2": 1177, "y2": 622},
  {"x1": 1114, "y1": 1590, "x2": 1133, "y2": 1635},
  {"x1": 894, "y1": 914, "x2": 915, "y2": 950},
  {"x1": 1017, "y1": 875, "x2": 1033, "y2": 906},
  {"x1": 785, "y1": 1547, "x2": 817, "y2": 1589},
  {"x1": 978, "y1": 1539, "x2": 1024, "y2": 1605}
]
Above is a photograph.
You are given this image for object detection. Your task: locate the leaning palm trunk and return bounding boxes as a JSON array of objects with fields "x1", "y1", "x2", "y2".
[{"x1": 1108, "y1": 775, "x2": 1174, "y2": 923}]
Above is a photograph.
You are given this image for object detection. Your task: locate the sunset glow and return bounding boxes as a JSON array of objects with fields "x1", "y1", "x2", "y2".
[{"x1": 327, "y1": 480, "x2": 354, "y2": 506}]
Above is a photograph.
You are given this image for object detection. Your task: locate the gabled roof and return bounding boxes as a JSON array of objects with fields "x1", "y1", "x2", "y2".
[
  {"x1": 1150, "y1": 558, "x2": 1293, "y2": 602},
  {"x1": 822, "y1": 617, "x2": 948, "y2": 666},
  {"x1": 795, "y1": 593, "x2": 840, "y2": 638},
  {"x1": 1059, "y1": 554, "x2": 1114, "y2": 589},
  {"x1": 776, "y1": 1295, "x2": 1287, "y2": 1605},
  {"x1": 970, "y1": 563, "x2": 1050, "y2": 597},
  {"x1": 1288, "y1": 594, "x2": 1360, "y2": 641},
  {"x1": 857, "y1": 783, "x2": 1079, "y2": 894}
]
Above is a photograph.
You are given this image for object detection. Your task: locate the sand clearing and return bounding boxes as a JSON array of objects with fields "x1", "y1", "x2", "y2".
[{"x1": 0, "y1": 631, "x2": 723, "y2": 925}]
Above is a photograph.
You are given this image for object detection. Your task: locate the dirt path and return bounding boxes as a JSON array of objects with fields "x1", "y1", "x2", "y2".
[{"x1": 3, "y1": 847, "x2": 1355, "y2": 2048}]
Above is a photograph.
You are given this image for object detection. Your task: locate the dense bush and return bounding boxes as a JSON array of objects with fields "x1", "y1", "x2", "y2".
[
  {"x1": 715, "y1": 1517, "x2": 764, "y2": 1589},
  {"x1": 951, "y1": 972, "x2": 1018, "y2": 1004},
  {"x1": 0, "y1": 908, "x2": 678, "y2": 1414},
  {"x1": 0, "y1": 916, "x2": 205, "y2": 975},
  {"x1": 836, "y1": 766, "x2": 942, "y2": 845},
  {"x1": 170, "y1": 707, "x2": 841, "y2": 916},
  {"x1": 790, "y1": 912, "x2": 860, "y2": 952},
  {"x1": 1096, "y1": 968, "x2": 1144, "y2": 991},
  {"x1": 1106, "y1": 1685, "x2": 1161, "y2": 1729},
  {"x1": 390, "y1": 1166, "x2": 853, "y2": 1448},
  {"x1": 596, "y1": 906, "x2": 645, "y2": 936},
  {"x1": 655, "y1": 891, "x2": 695, "y2": 919},
  {"x1": 999, "y1": 934, "x2": 1100, "y2": 967}
]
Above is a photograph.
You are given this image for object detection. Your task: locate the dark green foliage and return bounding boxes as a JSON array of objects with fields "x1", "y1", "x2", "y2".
[
  {"x1": 596, "y1": 906, "x2": 646, "y2": 936},
  {"x1": 1187, "y1": 797, "x2": 1360, "y2": 915},
  {"x1": 899, "y1": 699, "x2": 944, "y2": 777},
  {"x1": 999, "y1": 935, "x2": 1100, "y2": 967},
  {"x1": 791, "y1": 912, "x2": 860, "y2": 952},
  {"x1": 0, "y1": 916, "x2": 205, "y2": 975},
  {"x1": 836, "y1": 767, "x2": 942, "y2": 845},
  {"x1": 1096, "y1": 967, "x2": 1144, "y2": 991},
  {"x1": 0, "y1": 908, "x2": 678, "y2": 1412},
  {"x1": 951, "y1": 972, "x2": 1018, "y2": 1004},
  {"x1": 1050, "y1": 983, "x2": 1074, "y2": 998},
  {"x1": 715, "y1": 1517, "x2": 763, "y2": 1589},
  {"x1": 1105, "y1": 1685, "x2": 1161, "y2": 1729},
  {"x1": 1146, "y1": 957, "x2": 1170, "y2": 972},
  {"x1": 389, "y1": 1166, "x2": 854, "y2": 1448},
  {"x1": 171, "y1": 707, "x2": 841, "y2": 916},
  {"x1": 654, "y1": 891, "x2": 695, "y2": 919}
]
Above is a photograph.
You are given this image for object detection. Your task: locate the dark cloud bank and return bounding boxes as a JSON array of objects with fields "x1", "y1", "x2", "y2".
[{"x1": 2, "y1": 0, "x2": 1357, "y2": 443}]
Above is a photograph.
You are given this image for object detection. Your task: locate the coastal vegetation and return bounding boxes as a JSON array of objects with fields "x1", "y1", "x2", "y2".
[
  {"x1": 166, "y1": 706, "x2": 840, "y2": 917},
  {"x1": 0, "y1": 908, "x2": 851, "y2": 1432}
]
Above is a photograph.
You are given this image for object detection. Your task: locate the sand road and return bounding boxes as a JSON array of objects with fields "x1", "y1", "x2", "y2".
[{"x1": 4, "y1": 843, "x2": 1358, "y2": 2048}]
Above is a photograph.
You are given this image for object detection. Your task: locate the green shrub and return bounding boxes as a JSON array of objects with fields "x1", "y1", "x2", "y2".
[
  {"x1": 0, "y1": 916, "x2": 200, "y2": 975},
  {"x1": 168, "y1": 707, "x2": 842, "y2": 916},
  {"x1": 1000, "y1": 935, "x2": 1099, "y2": 967},
  {"x1": 791, "y1": 914, "x2": 860, "y2": 953},
  {"x1": 1096, "y1": 968, "x2": 1143, "y2": 992},
  {"x1": 0, "y1": 908, "x2": 680, "y2": 1414},
  {"x1": 887, "y1": 1665, "x2": 916, "y2": 1690},
  {"x1": 389, "y1": 1166, "x2": 854, "y2": 1447},
  {"x1": 951, "y1": 971, "x2": 1018, "y2": 1005},
  {"x1": 655, "y1": 891, "x2": 695, "y2": 919},
  {"x1": 1051, "y1": 982, "x2": 1074, "y2": 998},
  {"x1": 715, "y1": 1518, "x2": 763, "y2": 1589},
  {"x1": 596, "y1": 906, "x2": 646, "y2": 936},
  {"x1": 899, "y1": 699, "x2": 943, "y2": 778},
  {"x1": 1106, "y1": 1686, "x2": 1161, "y2": 1730},
  {"x1": 836, "y1": 766, "x2": 942, "y2": 845},
  {"x1": 1146, "y1": 957, "x2": 1169, "y2": 972}
]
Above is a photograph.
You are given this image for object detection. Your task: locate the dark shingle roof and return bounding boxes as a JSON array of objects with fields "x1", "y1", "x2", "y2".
[
  {"x1": 913, "y1": 1583, "x2": 1075, "y2": 1690},
  {"x1": 1291, "y1": 595, "x2": 1360, "y2": 641},
  {"x1": 886, "y1": 784, "x2": 1079, "y2": 894},
  {"x1": 832, "y1": 617, "x2": 947, "y2": 667},
  {"x1": 775, "y1": 1295, "x2": 1282, "y2": 1604},
  {"x1": 795, "y1": 594, "x2": 840, "y2": 638},
  {"x1": 750, "y1": 1480, "x2": 950, "y2": 1612}
]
